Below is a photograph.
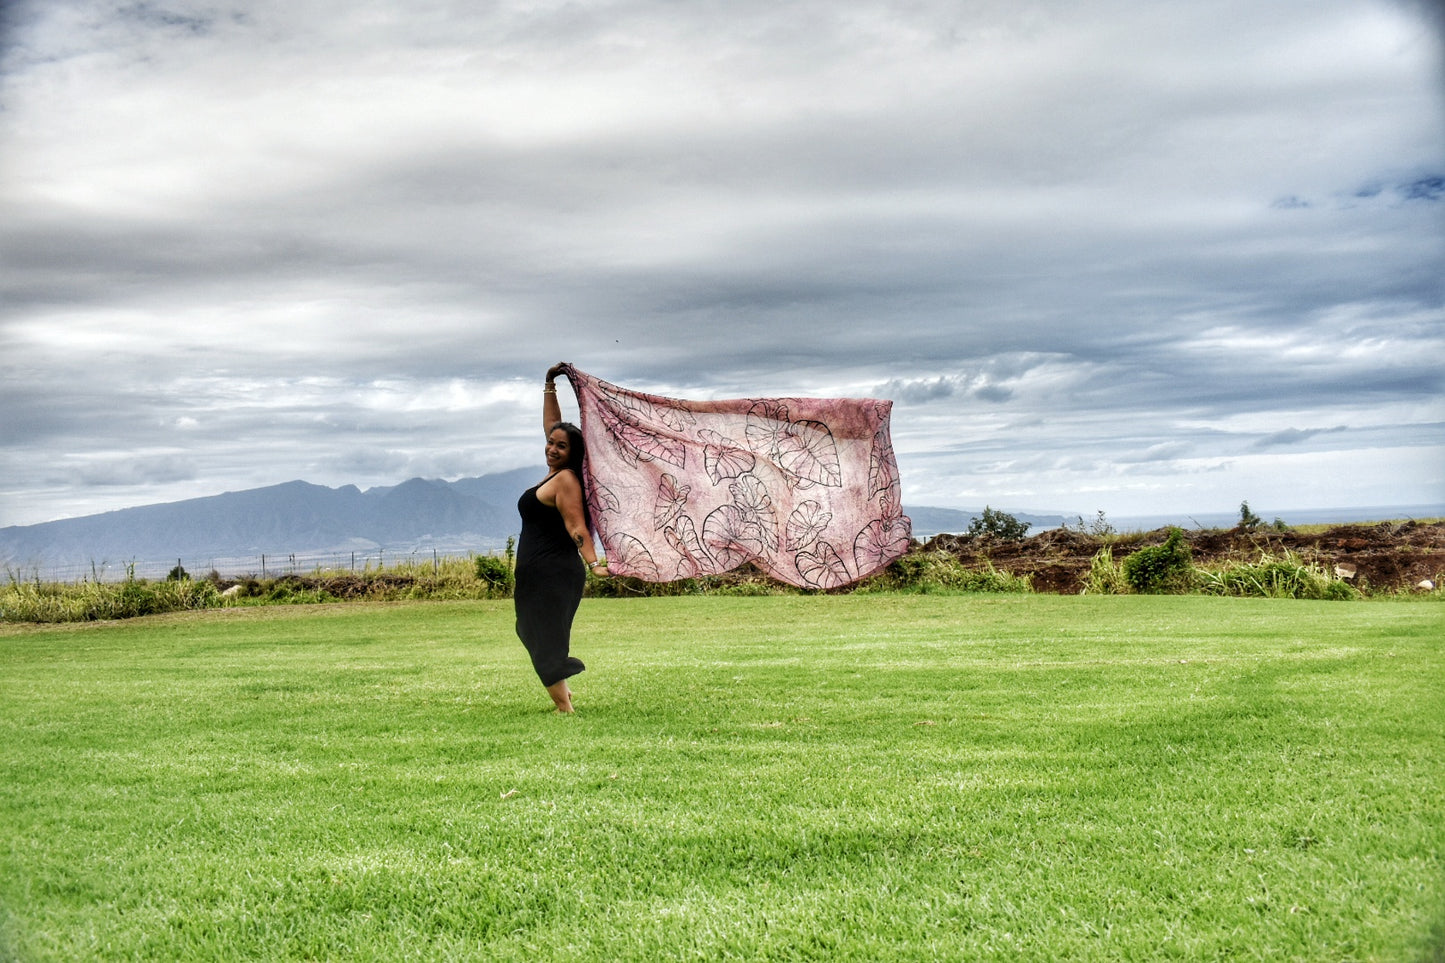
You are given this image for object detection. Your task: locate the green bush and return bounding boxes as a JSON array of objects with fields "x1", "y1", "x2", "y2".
[
  {"x1": 968, "y1": 506, "x2": 1031, "y2": 541},
  {"x1": 1237, "y1": 501, "x2": 1263, "y2": 532},
  {"x1": 473, "y1": 553, "x2": 515, "y2": 595},
  {"x1": 1122, "y1": 528, "x2": 1194, "y2": 594}
]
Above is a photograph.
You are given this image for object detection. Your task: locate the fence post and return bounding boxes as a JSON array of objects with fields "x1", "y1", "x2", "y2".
[{"x1": 261, "y1": 554, "x2": 266, "y2": 578}]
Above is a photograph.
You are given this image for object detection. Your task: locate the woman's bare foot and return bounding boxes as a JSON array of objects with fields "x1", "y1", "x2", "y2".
[{"x1": 546, "y1": 680, "x2": 574, "y2": 713}]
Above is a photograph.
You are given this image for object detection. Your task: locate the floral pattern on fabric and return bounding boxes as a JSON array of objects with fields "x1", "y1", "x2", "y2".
[{"x1": 563, "y1": 366, "x2": 912, "y2": 588}]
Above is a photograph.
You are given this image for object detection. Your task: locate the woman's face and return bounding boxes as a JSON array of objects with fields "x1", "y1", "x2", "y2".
[{"x1": 545, "y1": 428, "x2": 571, "y2": 471}]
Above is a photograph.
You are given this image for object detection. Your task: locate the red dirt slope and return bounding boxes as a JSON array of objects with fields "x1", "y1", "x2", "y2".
[{"x1": 922, "y1": 521, "x2": 1445, "y2": 595}]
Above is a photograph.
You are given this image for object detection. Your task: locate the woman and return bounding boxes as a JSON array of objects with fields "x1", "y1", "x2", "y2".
[{"x1": 514, "y1": 363, "x2": 609, "y2": 713}]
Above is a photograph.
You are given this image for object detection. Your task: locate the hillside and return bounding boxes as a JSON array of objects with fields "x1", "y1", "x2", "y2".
[{"x1": 0, "y1": 470, "x2": 537, "y2": 568}]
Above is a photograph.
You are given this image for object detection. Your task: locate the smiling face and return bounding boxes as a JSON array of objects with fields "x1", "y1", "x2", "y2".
[{"x1": 545, "y1": 427, "x2": 571, "y2": 472}]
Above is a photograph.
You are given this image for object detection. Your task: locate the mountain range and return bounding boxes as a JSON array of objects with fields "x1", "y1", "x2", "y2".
[{"x1": 0, "y1": 470, "x2": 1066, "y2": 572}]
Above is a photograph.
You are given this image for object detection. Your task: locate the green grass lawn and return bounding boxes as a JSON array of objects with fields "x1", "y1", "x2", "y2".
[{"x1": 1, "y1": 596, "x2": 1441, "y2": 961}]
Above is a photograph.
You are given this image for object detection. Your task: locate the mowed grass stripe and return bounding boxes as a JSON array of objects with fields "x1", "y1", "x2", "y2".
[{"x1": 1, "y1": 595, "x2": 1441, "y2": 961}]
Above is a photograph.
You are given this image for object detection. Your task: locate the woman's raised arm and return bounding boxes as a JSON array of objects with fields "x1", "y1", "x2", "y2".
[{"x1": 543, "y1": 363, "x2": 568, "y2": 432}]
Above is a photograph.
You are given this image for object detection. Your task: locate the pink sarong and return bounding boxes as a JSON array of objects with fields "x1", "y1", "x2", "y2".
[{"x1": 561, "y1": 366, "x2": 912, "y2": 589}]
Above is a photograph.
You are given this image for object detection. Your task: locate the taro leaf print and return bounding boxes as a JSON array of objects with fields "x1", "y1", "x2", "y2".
[
  {"x1": 853, "y1": 517, "x2": 913, "y2": 576},
  {"x1": 599, "y1": 381, "x2": 658, "y2": 420},
  {"x1": 654, "y1": 401, "x2": 697, "y2": 432},
  {"x1": 744, "y1": 400, "x2": 791, "y2": 456},
  {"x1": 610, "y1": 532, "x2": 661, "y2": 580},
  {"x1": 744, "y1": 401, "x2": 841, "y2": 489},
  {"x1": 699, "y1": 429, "x2": 756, "y2": 485},
  {"x1": 702, "y1": 503, "x2": 768, "y2": 570},
  {"x1": 588, "y1": 477, "x2": 621, "y2": 516},
  {"x1": 785, "y1": 500, "x2": 833, "y2": 551},
  {"x1": 664, "y1": 515, "x2": 712, "y2": 579},
  {"x1": 727, "y1": 473, "x2": 778, "y2": 552},
  {"x1": 595, "y1": 394, "x2": 687, "y2": 468},
  {"x1": 653, "y1": 473, "x2": 691, "y2": 531},
  {"x1": 601, "y1": 382, "x2": 696, "y2": 436},
  {"x1": 776, "y1": 419, "x2": 842, "y2": 489},
  {"x1": 868, "y1": 425, "x2": 902, "y2": 516},
  {"x1": 795, "y1": 541, "x2": 851, "y2": 590}
]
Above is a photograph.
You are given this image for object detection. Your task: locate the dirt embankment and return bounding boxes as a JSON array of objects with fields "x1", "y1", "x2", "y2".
[{"x1": 921, "y1": 520, "x2": 1445, "y2": 595}]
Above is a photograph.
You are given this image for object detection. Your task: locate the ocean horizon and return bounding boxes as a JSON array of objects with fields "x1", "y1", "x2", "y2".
[{"x1": 1101, "y1": 504, "x2": 1445, "y2": 532}]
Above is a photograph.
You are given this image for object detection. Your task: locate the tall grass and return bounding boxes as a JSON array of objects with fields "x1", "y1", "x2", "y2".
[
  {"x1": 1196, "y1": 551, "x2": 1359, "y2": 600},
  {"x1": 1080, "y1": 546, "x2": 1364, "y2": 600},
  {"x1": 862, "y1": 550, "x2": 1033, "y2": 594},
  {"x1": 1079, "y1": 545, "x2": 1129, "y2": 595},
  {"x1": 1, "y1": 553, "x2": 517, "y2": 622},
  {"x1": 4, "y1": 548, "x2": 1040, "y2": 622},
  {"x1": 1, "y1": 567, "x2": 223, "y2": 622}
]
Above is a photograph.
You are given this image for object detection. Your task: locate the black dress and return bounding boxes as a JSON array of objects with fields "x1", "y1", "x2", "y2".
[{"x1": 514, "y1": 478, "x2": 587, "y2": 687}]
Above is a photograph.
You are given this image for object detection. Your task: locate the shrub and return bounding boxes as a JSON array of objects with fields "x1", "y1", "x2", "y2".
[
  {"x1": 474, "y1": 553, "x2": 515, "y2": 595},
  {"x1": 1074, "y1": 510, "x2": 1116, "y2": 537},
  {"x1": 1238, "y1": 501, "x2": 1263, "y2": 532},
  {"x1": 1122, "y1": 528, "x2": 1193, "y2": 594},
  {"x1": 968, "y1": 506, "x2": 1031, "y2": 541}
]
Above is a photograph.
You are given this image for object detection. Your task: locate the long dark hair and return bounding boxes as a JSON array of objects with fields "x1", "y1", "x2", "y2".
[{"x1": 550, "y1": 420, "x2": 593, "y2": 531}]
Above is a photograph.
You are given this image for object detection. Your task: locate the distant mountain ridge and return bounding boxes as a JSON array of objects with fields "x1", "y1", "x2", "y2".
[
  {"x1": 0, "y1": 470, "x2": 536, "y2": 566},
  {"x1": 0, "y1": 469, "x2": 1062, "y2": 569}
]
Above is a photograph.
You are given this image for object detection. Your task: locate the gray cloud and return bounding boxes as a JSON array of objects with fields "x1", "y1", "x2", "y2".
[
  {"x1": 1, "y1": 0, "x2": 1442, "y2": 525},
  {"x1": 1252, "y1": 426, "x2": 1350, "y2": 450},
  {"x1": 69, "y1": 453, "x2": 199, "y2": 487}
]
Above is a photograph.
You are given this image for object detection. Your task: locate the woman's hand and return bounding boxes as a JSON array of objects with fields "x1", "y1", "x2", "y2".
[{"x1": 546, "y1": 363, "x2": 570, "y2": 382}]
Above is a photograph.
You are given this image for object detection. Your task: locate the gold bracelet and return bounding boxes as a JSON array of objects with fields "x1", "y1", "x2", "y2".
[
  {"x1": 588, "y1": 559, "x2": 606, "y2": 568},
  {"x1": 543, "y1": 386, "x2": 556, "y2": 394}
]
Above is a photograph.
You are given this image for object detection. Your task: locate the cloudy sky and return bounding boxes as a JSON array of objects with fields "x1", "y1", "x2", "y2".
[{"x1": 2, "y1": 0, "x2": 1442, "y2": 528}]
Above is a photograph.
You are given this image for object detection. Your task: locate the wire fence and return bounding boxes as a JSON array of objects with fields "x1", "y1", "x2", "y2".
[{"x1": 5, "y1": 542, "x2": 516, "y2": 585}]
